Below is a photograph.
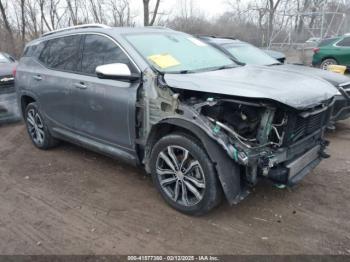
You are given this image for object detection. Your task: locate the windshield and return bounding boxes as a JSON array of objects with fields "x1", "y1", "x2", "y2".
[
  {"x1": 0, "y1": 53, "x2": 10, "y2": 63},
  {"x1": 125, "y1": 33, "x2": 236, "y2": 73},
  {"x1": 222, "y1": 43, "x2": 279, "y2": 66}
]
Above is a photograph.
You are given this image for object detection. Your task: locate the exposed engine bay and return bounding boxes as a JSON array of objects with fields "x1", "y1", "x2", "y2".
[{"x1": 195, "y1": 95, "x2": 331, "y2": 181}]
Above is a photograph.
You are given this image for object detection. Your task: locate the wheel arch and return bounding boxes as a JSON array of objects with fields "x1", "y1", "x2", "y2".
[
  {"x1": 143, "y1": 118, "x2": 243, "y2": 205},
  {"x1": 321, "y1": 56, "x2": 339, "y2": 64},
  {"x1": 20, "y1": 94, "x2": 36, "y2": 117}
]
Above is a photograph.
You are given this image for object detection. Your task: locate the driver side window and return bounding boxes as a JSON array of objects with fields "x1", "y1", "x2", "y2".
[{"x1": 81, "y1": 34, "x2": 135, "y2": 75}]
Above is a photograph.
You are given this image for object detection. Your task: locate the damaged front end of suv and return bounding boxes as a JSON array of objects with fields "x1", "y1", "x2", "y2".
[
  {"x1": 139, "y1": 66, "x2": 336, "y2": 206},
  {"x1": 124, "y1": 30, "x2": 338, "y2": 213}
]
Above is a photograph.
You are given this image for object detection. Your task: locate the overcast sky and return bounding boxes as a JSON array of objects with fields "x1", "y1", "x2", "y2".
[
  {"x1": 161, "y1": 0, "x2": 228, "y2": 16},
  {"x1": 129, "y1": 0, "x2": 229, "y2": 24}
]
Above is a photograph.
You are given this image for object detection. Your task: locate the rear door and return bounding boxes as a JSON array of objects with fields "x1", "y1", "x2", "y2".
[
  {"x1": 36, "y1": 35, "x2": 83, "y2": 130},
  {"x1": 335, "y1": 37, "x2": 350, "y2": 66},
  {"x1": 71, "y1": 34, "x2": 140, "y2": 150}
]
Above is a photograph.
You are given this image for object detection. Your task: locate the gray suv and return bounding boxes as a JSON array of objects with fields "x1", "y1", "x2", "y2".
[{"x1": 16, "y1": 25, "x2": 338, "y2": 215}]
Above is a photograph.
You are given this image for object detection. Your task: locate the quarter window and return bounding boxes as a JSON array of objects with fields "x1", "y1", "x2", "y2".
[
  {"x1": 39, "y1": 35, "x2": 82, "y2": 72},
  {"x1": 337, "y1": 37, "x2": 350, "y2": 47},
  {"x1": 81, "y1": 34, "x2": 134, "y2": 75}
]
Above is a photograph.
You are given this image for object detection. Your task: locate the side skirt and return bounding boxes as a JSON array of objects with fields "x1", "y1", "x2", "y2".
[{"x1": 52, "y1": 127, "x2": 139, "y2": 166}]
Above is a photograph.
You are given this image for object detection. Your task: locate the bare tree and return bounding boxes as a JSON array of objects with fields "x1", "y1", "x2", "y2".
[
  {"x1": 66, "y1": 0, "x2": 78, "y2": 25},
  {"x1": 266, "y1": 0, "x2": 283, "y2": 43},
  {"x1": 20, "y1": 0, "x2": 26, "y2": 49},
  {"x1": 26, "y1": 0, "x2": 40, "y2": 37},
  {"x1": 110, "y1": 0, "x2": 135, "y2": 26},
  {"x1": 38, "y1": 0, "x2": 52, "y2": 31},
  {"x1": 0, "y1": 0, "x2": 16, "y2": 53},
  {"x1": 143, "y1": 0, "x2": 161, "y2": 26}
]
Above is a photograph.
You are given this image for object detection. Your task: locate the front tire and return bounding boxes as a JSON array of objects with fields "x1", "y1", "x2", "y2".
[
  {"x1": 149, "y1": 133, "x2": 222, "y2": 216},
  {"x1": 25, "y1": 103, "x2": 59, "y2": 149},
  {"x1": 320, "y1": 58, "x2": 337, "y2": 70}
]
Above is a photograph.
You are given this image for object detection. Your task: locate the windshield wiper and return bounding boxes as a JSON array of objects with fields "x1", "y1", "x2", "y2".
[
  {"x1": 269, "y1": 63, "x2": 282, "y2": 66},
  {"x1": 179, "y1": 69, "x2": 196, "y2": 74},
  {"x1": 216, "y1": 64, "x2": 238, "y2": 70},
  {"x1": 168, "y1": 64, "x2": 237, "y2": 74},
  {"x1": 230, "y1": 59, "x2": 245, "y2": 66}
]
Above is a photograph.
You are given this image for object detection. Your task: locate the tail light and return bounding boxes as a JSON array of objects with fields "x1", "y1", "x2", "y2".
[
  {"x1": 313, "y1": 47, "x2": 320, "y2": 54},
  {"x1": 12, "y1": 66, "x2": 17, "y2": 77}
]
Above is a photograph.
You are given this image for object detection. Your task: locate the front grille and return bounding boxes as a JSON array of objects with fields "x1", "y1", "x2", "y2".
[
  {"x1": 0, "y1": 75, "x2": 14, "y2": 92},
  {"x1": 0, "y1": 82, "x2": 14, "y2": 88},
  {"x1": 284, "y1": 108, "x2": 331, "y2": 145},
  {"x1": 0, "y1": 75, "x2": 14, "y2": 86}
]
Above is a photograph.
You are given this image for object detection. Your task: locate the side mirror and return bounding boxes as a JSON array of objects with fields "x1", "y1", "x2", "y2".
[{"x1": 95, "y1": 63, "x2": 140, "y2": 81}]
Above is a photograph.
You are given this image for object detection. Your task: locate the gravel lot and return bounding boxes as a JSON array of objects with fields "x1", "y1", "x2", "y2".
[{"x1": 0, "y1": 120, "x2": 349, "y2": 255}]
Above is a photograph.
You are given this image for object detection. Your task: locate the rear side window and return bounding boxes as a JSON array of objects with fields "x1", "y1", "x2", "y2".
[
  {"x1": 337, "y1": 37, "x2": 350, "y2": 47},
  {"x1": 318, "y1": 38, "x2": 338, "y2": 47},
  {"x1": 39, "y1": 35, "x2": 82, "y2": 72},
  {"x1": 24, "y1": 41, "x2": 45, "y2": 58},
  {"x1": 81, "y1": 34, "x2": 134, "y2": 75}
]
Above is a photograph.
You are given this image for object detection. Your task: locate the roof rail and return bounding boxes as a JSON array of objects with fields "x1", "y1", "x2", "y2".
[
  {"x1": 197, "y1": 35, "x2": 236, "y2": 40},
  {"x1": 196, "y1": 35, "x2": 217, "y2": 38},
  {"x1": 42, "y1": 24, "x2": 110, "y2": 37},
  {"x1": 144, "y1": 26, "x2": 173, "y2": 30}
]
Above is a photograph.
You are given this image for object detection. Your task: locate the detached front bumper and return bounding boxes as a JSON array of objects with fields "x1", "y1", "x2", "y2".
[
  {"x1": 268, "y1": 144, "x2": 323, "y2": 186},
  {"x1": 261, "y1": 130, "x2": 328, "y2": 186},
  {"x1": 286, "y1": 145, "x2": 322, "y2": 185},
  {"x1": 0, "y1": 92, "x2": 21, "y2": 124}
]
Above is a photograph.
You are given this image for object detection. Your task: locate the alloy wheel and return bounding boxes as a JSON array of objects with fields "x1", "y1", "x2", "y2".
[
  {"x1": 321, "y1": 60, "x2": 336, "y2": 70},
  {"x1": 26, "y1": 109, "x2": 45, "y2": 146},
  {"x1": 156, "y1": 145, "x2": 206, "y2": 206}
]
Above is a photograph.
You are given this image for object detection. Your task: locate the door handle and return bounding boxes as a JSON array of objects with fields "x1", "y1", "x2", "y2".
[
  {"x1": 32, "y1": 75, "x2": 42, "y2": 81},
  {"x1": 74, "y1": 82, "x2": 87, "y2": 89}
]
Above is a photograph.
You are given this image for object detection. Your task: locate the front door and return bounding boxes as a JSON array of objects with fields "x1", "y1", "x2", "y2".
[{"x1": 71, "y1": 34, "x2": 140, "y2": 150}]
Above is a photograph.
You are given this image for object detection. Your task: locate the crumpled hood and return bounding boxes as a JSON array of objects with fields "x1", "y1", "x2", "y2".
[
  {"x1": 164, "y1": 65, "x2": 339, "y2": 109},
  {"x1": 271, "y1": 64, "x2": 350, "y2": 87},
  {"x1": 0, "y1": 62, "x2": 17, "y2": 77}
]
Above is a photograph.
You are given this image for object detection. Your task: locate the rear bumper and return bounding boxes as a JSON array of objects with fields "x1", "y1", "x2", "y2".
[
  {"x1": 311, "y1": 61, "x2": 320, "y2": 68},
  {"x1": 0, "y1": 92, "x2": 21, "y2": 123},
  {"x1": 311, "y1": 55, "x2": 322, "y2": 67}
]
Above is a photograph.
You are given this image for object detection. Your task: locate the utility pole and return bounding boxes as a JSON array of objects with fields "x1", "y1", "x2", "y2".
[{"x1": 320, "y1": 2, "x2": 325, "y2": 39}]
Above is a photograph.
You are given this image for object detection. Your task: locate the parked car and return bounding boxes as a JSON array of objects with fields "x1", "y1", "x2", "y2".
[
  {"x1": 198, "y1": 36, "x2": 350, "y2": 123},
  {"x1": 312, "y1": 35, "x2": 350, "y2": 70},
  {"x1": 0, "y1": 52, "x2": 21, "y2": 123},
  {"x1": 306, "y1": 37, "x2": 321, "y2": 44},
  {"x1": 263, "y1": 49, "x2": 286, "y2": 63},
  {"x1": 16, "y1": 25, "x2": 338, "y2": 215}
]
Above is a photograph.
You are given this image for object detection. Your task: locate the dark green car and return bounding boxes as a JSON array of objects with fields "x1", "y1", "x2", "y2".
[{"x1": 312, "y1": 36, "x2": 350, "y2": 70}]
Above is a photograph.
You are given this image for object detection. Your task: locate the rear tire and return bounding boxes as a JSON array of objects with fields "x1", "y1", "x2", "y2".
[
  {"x1": 320, "y1": 58, "x2": 337, "y2": 70},
  {"x1": 149, "y1": 133, "x2": 222, "y2": 216},
  {"x1": 24, "y1": 102, "x2": 59, "y2": 149}
]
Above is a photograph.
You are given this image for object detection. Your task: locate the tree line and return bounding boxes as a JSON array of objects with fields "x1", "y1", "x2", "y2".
[{"x1": 0, "y1": 0, "x2": 349, "y2": 57}]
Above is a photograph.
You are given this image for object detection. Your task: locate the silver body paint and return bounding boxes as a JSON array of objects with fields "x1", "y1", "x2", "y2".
[{"x1": 15, "y1": 27, "x2": 337, "y2": 204}]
